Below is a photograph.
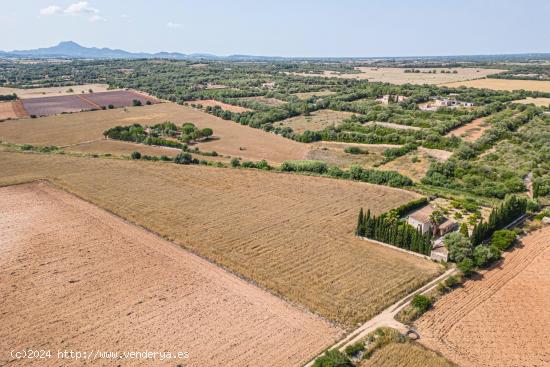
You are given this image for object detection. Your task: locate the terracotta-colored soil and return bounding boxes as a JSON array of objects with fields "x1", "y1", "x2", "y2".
[
  {"x1": 416, "y1": 226, "x2": 550, "y2": 367},
  {"x1": 0, "y1": 182, "x2": 342, "y2": 366},
  {"x1": 0, "y1": 101, "x2": 18, "y2": 120}
]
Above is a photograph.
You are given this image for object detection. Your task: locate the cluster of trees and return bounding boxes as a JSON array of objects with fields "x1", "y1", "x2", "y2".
[
  {"x1": 0, "y1": 93, "x2": 17, "y2": 101},
  {"x1": 280, "y1": 160, "x2": 328, "y2": 174},
  {"x1": 103, "y1": 122, "x2": 214, "y2": 149},
  {"x1": 381, "y1": 143, "x2": 418, "y2": 162},
  {"x1": 443, "y1": 195, "x2": 526, "y2": 275},
  {"x1": 470, "y1": 195, "x2": 527, "y2": 246},
  {"x1": 349, "y1": 165, "x2": 413, "y2": 187},
  {"x1": 356, "y1": 208, "x2": 433, "y2": 256}
]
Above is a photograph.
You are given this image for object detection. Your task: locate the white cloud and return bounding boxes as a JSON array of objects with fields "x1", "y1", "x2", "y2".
[
  {"x1": 166, "y1": 22, "x2": 183, "y2": 29},
  {"x1": 40, "y1": 5, "x2": 62, "y2": 16},
  {"x1": 39, "y1": 2, "x2": 104, "y2": 22},
  {"x1": 89, "y1": 14, "x2": 106, "y2": 22}
]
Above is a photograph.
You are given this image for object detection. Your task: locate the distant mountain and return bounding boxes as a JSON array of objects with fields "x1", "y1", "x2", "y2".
[
  {"x1": 1, "y1": 41, "x2": 550, "y2": 62},
  {"x1": 4, "y1": 41, "x2": 189, "y2": 60}
]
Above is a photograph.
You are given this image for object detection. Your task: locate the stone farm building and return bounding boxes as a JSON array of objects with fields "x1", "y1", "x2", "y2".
[{"x1": 407, "y1": 205, "x2": 458, "y2": 238}]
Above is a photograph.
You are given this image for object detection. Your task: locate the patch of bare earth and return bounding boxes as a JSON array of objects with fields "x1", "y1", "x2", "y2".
[
  {"x1": 0, "y1": 102, "x2": 17, "y2": 121},
  {"x1": 278, "y1": 109, "x2": 356, "y2": 134},
  {"x1": 307, "y1": 142, "x2": 388, "y2": 168},
  {"x1": 418, "y1": 147, "x2": 453, "y2": 162},
  {"x1": 379, "y1": 151, "x2": 432, "y2": 183},
  {"x1": 512, "y1": 97, "x2": 550, "y2": 107},
  {"x1": 293, "y1": 91, "x2": 337, "y2": 100},
  {"x1": 416, "y1": 226, "x2": 550, "y2": 367},
  {"x1": 188, "y1": 99, "x2": 251, "y2": 113},
  {"x1": 0, "y1": 151, "x2": 441, "y2": 328},
  {"x1": 445, "y1": 117, "x2": 488, "y2": 142},
  {"x1": 0, "y1": 182, "x2": 341, "y2": 366},
  {"x1": 0, "y1": 84, "x2": 113, "y2": 99},
  {"x1": 364, "y1": 121, "x2": 422, "y2": 131}
]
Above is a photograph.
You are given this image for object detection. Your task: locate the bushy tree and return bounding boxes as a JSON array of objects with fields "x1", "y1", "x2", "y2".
[
  {"x1": 473, "y1": 245, "x2": 501, "y2": 267},
  {"x1": 458, "y1": 258, "x2": 475, "y2": 277},
  {"x1": 444, "y1": 232, "x2": 473, "y2": 263},
  {"x1": 130, "y1": 151, "x2": 141, "y2": 160},
  {"x1": 491, "y1": 230, "x2": 517, "y2": 250},
  {"x1": 411, "y1": 294, "x2": 431, "y2": 313},
  {"x1": 313, "y1": 350, "x2": 353, "y2": 367}
]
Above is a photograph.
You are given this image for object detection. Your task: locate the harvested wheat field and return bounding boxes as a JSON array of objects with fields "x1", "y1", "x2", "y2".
[
  {"x1": 0, "y1": 103, "x2": 308, "y2": 163},
  {"x1": 189, "y1": 99, "x2": 251, "y2": 113},
  {"x1": 0, "y1": 182, "x2": 341, "y2": 366},
  {"x1": 0, "y1": 101, "x2": 17, "y2": 120},
  {"x1": 360, "y1": 341, "x2": 456, "y2": 367},
  {"x1": 291, "y1": 68, "x2": 503, "y2": 85},
  {"x1": 513, "y1": 97, "x2": 550, "y2": 107},
  {"x1": 0, "y1": 84, "x2": 112, "y2": 99},
  {"x1": 416, "y1": 226, "x2": 550, "y2": 367},
  {"x1": 443, "y1": 78, "x2": 550, "y2": 93},
  {"x1": 278, "y1": 109, "x2": 356, "y2": 133},
  {"x1": 65, "y1": 140, "x2": 231, "y2": 163},
  {"x1": 446, "y1": 117, "x2": 488, "y2": 142},
  {"x1": 0, "y1": 151, "x2": 441, "y2": 328},
  {"x1": 65, "y1": 140, "x2": 181, "y2": 157}
]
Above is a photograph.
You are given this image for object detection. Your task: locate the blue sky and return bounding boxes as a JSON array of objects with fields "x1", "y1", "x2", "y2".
[{"x1": 1, "y1": 0, "x2": 549, "y2": 57}]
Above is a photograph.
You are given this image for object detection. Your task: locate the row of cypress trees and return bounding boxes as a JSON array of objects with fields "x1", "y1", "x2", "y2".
[
  {"x1": 470, "y1": 195, "x2": 527, "y2": 246},
  {"x1": 356, "y1": 208, "x2": 433, "y2": 256}
]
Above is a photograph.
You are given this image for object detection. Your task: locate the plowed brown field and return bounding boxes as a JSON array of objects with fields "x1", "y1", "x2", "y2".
[
  {"x1": 0, "y1": 101, "x2": 17, "y2": 120},
  {"x1": 0, "y1": 182, "x2": 341, "y2": 366},
  {"x1": 416, "y1": 226, "x2": 550, "y2": 367},
  {"x1": 0, "y1": 151, "x2": 441, "y2": 328}
]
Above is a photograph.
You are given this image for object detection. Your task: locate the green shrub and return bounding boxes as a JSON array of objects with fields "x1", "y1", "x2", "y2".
[
  {"x1": 230, "y1": 158, "x2": 241, "y2": 167},
  {"x1": 491, "y1": 229, "x2": 517, "y2": 250},
  {"x1": 473, "y1": 245, "x2": 501, "y2": 267},
  {"x1": 174, "y1": 152, "x2": 195, "y2": 165},
  {"x1": 20, "y1": 144, "x2": 34, "y2": 151},
  {"x1": 445, "y1": 274, "x2": 462, "y2": 288},
  {"x1": 344, "y1": 341, "x2": 365, "y2": 357},
  {"x1": 281, "y1": 160, "x2": 328, "y2": 174},
  {"x1": 344, "y1": 146, "x2": 368, "y2": 155},
  {"x1": 313, "y1": 350, "x2": 353, "y2": 367},
  {"x1": 130, "y1": 151, "x2": 141, "y2": 160},
  {"x1": 458, "y1": 258, "x2": 475, "y2": 277},
  {"x1": 411, "y1": 294, "x2": 431, "y2": 313}
]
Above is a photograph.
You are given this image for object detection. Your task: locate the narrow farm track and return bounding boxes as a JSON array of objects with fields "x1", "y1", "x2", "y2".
[
  {"x1": 11, "y1": 100, "x2": 29, "y2": 118},
  {"x1": 76, "y1": 94, "x2": 102, "y2": 109},
  {"x1": 416, "y1": 226, "x2": 550, "y2": 367}
]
